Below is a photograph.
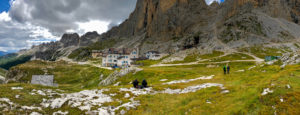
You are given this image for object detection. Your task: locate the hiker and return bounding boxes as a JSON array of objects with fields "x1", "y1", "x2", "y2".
[
  {"x1": 227, "y1": 65, "x2": 230, "y2": 74},
  {"x1": 223, "y1": 66, "x2": 227, "y2": 74},
  {"x1": 132, "y1": 79, "x2": 139, "y2": 88},
  {"x1": 142, "y1": 79, "x2": 148, "y2": 88}
]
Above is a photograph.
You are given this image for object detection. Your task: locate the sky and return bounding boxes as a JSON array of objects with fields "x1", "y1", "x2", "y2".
[
  {"x1": 205, "y1": 0, "x2": 225, "y2": 5},
  {"x1": 0, "y1": 0, "x2": 223, "y2": 53}
]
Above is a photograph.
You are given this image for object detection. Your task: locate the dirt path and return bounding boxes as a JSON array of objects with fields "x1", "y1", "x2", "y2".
[
  {"x1": 151, "y1": 52, "x2": 231, "y2": 67},
  {"x1": 151, "y1": 52, "x2": 264, "y2": 67},
  {"x1": 236, "y1": 52, "x2": 264, "y2": 62},
  {"x1": 58, "y1": 57, "x2": 113, "y2": 70}
]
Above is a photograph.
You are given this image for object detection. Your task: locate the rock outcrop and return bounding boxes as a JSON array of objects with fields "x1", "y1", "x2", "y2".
[
  {"x1": 0, "y1": 75, "x2": 5, "y2": 84},
  {"x1": 60, "y1": 33, "x2": 80, "y2": 47},
  {"x1": 99, "y1": 67, "x2": 142, "y2": 86},
  {"x1": 29, "y1": 31, "x2": 101, "y2": 60},
  {"x1": 5, "y1": 67, "x2": 27, "y2": 83}
]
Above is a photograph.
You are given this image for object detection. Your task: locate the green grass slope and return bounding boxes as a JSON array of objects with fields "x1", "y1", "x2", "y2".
[
  {"x1": 1, "y1": 49, "x2": 300, "y2": 114},
  {"x1": 6, "y1": 60, "x2": 113, "y2": 91},
  {"x1": 0, "y1": 54, "x2": 32, "y2": 70},
  {"x1": 124, "y1": 63, "x2": 300, "y2": 115},
  {"x1": 167, "y1": 51, "x2": 224, "y2": 64}
]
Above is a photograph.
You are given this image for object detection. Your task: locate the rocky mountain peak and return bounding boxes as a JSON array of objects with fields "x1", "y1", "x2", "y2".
[{"x1": 60, "y1": 33, "x2": 80, "y2": 47}]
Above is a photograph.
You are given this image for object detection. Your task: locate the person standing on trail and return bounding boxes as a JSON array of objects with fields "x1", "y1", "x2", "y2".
[
  {"x1": 132, "y1": 79, "x2": 139, "y2": 88},
  {"x1": 223, "y1": 66, "x2": 227, "y2": 74},
  {"x1": 227, "y1": 65, "x2": 230, "y2": 74}
]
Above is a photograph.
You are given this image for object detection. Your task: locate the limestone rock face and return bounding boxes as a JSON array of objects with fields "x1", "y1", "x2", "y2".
[
  {"x1": 30, "y1": 32, "x2": 100, "y2": 60},
  {"x1": 223, "y1": 0, "x2": 300, "y2": 24},
  {"x1": 79, "y1": 31, "x2": 100, "y2": 46},
  {"x1": 106, "y1": 0, "x2": 213, "y2": 39},
  {"x1": 0, "y1": 75, "x2": 5, "y2": 84},
  {"x1": 5, "y1": 67, "x2": 27, "y2": 83},
  {"x1": 60, "y1": 33, "x2": 80, "y2": 47}
]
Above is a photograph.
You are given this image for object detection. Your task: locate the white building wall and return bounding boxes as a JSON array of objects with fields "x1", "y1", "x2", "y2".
[
  {"x1": 117, "y1": 55, "x2": 131, "y2": 68},
  {"x1": 129, "y1": 48, "x2": 139, "y2": 59},
  {"x1": 146, "y1": 52, "x2": 161, "y2": 60},
  {"x1": 102, "y1": 57, "x2": 107, "y2": 66}
]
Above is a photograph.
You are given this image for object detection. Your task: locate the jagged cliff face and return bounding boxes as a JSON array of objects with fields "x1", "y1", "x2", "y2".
[
  {"x1": 104, "y1": 0, "x2": 300, "y2": 52},
  {"x1": 24, "y1": 0, "x2": 300, "y2": 60},
  {"x1": 216, "y1": 0, "x2": 300, "y2": 48},
  {"x1": 221, "y1": 0, "x2": 300, "y2": 24},
  {"x1": 105, "y1": 0, "x2": 215, "y2": 39}
]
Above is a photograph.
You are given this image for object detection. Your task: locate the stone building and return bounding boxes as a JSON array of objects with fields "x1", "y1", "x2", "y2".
[{"x1": 31, "y1": 75, "x2": 57, "y2": 87}]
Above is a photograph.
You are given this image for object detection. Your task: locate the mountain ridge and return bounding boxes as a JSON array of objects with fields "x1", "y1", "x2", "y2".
[{"x1": 20, "y1": 0, "x2": 300, "y2": 61}]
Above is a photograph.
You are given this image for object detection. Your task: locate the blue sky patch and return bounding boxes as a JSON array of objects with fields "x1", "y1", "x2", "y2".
[{"x1": 0, "y1": 0, "x2": 11, "y2": 13}]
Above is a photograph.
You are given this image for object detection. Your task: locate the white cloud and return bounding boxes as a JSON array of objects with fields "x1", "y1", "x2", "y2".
[
  {"x1": 0, "y1": 12, "x2": 59, "y2": 52},
  {"x1": 0, "y1": 0, "x2": 137, "y2": 52},
  {"x1": 9, "y1": 0, "x2": 137, "y2": 35},
  {"x1": 0, "y1": 12, "x2": 11, "y2": 22},
  {"x1": 76, "y1": 20, "x2": 110, "y2": 35}
]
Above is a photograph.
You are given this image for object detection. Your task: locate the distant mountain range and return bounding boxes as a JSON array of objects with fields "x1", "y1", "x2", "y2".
[{"x1": 0, "y1": 51, "x2": 8, "y2": 56}]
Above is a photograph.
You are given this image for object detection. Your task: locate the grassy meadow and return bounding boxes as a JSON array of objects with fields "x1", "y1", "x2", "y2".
[{"x1": 0, "y1": 49, "x2": 300, "y2": 114}]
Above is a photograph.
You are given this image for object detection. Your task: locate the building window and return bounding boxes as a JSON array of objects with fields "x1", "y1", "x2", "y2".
[{"x1": 132, "y1": 52, "x2": 136, "y2": 54}]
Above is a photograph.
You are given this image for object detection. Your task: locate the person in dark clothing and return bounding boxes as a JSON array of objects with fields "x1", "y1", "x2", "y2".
[
  {"x1": 142, "y1": 79, "x2": 148, "y2": 88},
  {"x1": 223, "y1": 66, "x2": 227, "y2": 74},
  {"x1": 227, "y1": 65, "x2": 230, "y2": 74},
  {"x1": 132, "y1": 79, "x2": 139, "y2": 88}
]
